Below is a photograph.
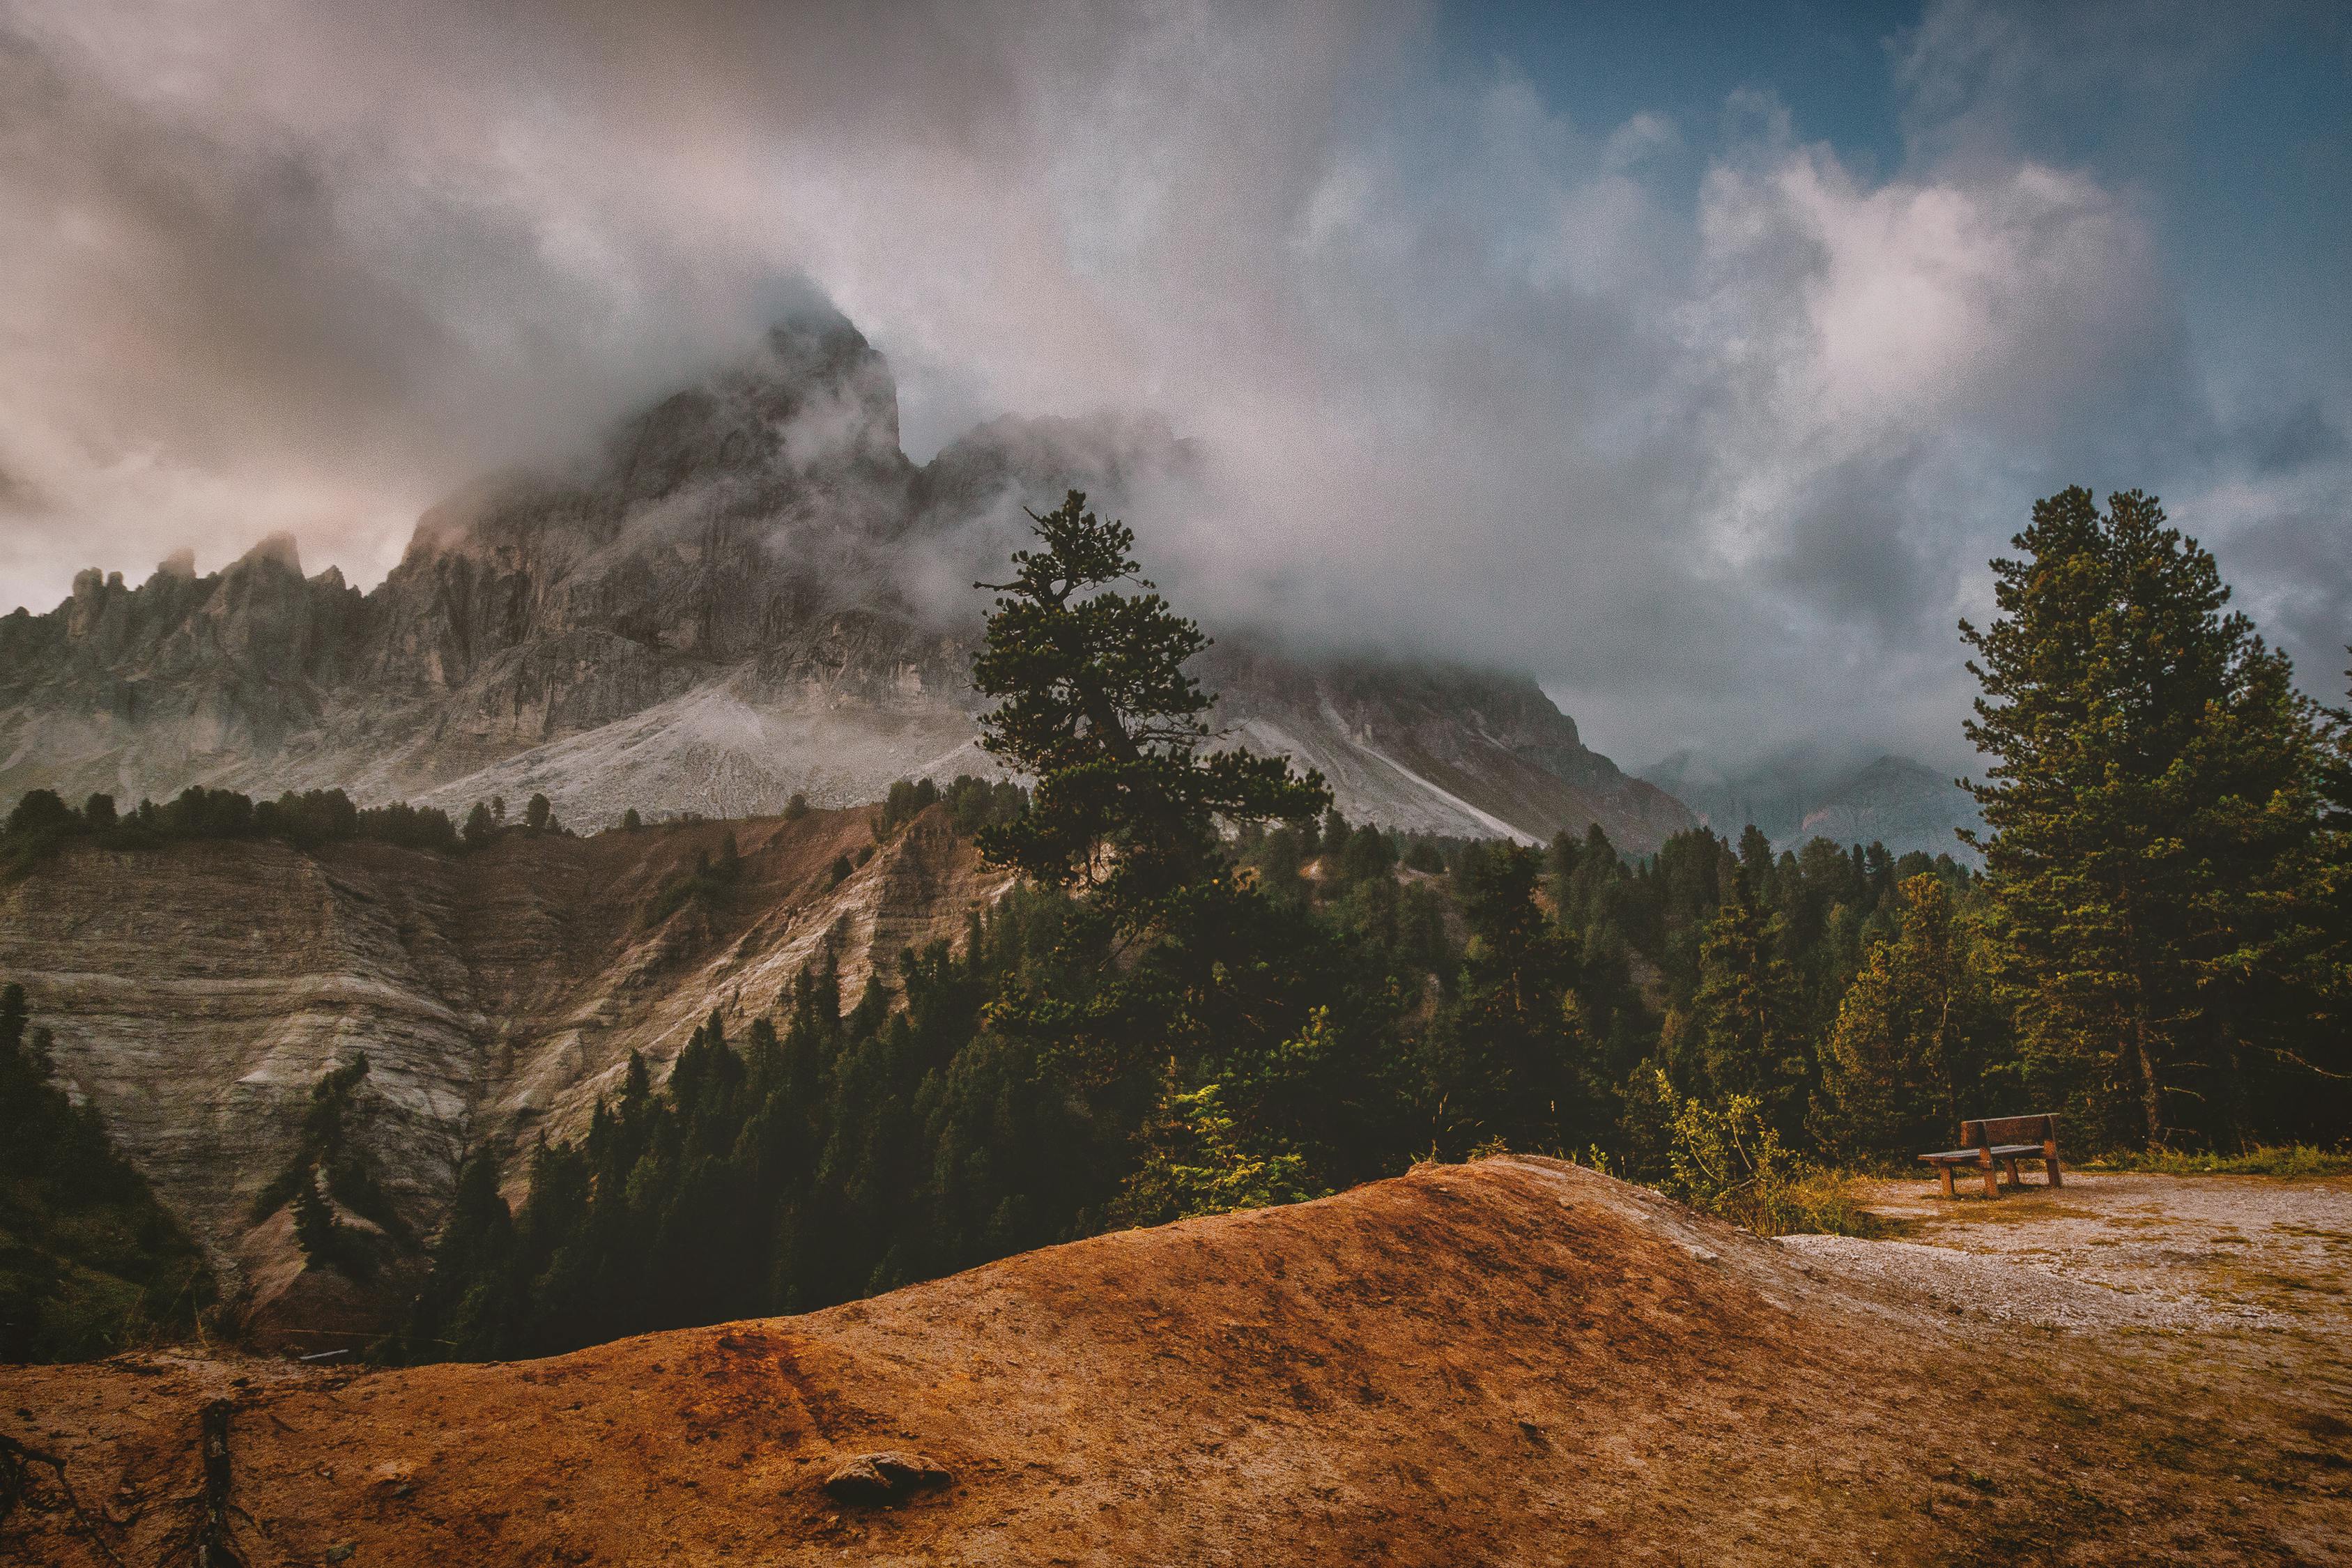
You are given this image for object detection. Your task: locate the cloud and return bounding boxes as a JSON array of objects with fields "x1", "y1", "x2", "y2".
[{"x1": 0, "y1": 0, "x2": 2342, "y2": 765}]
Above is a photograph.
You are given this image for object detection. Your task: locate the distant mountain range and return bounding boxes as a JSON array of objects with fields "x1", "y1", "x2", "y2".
[
  {"x1": 1637, "y1": 750, "x2": 1983, "y2": 863},
  {"x1": 0, "y1": 305, "x2": 1691, "y2": 851}
]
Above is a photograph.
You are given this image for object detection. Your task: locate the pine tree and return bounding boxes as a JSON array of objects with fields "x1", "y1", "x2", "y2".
[
  {"x1": 2321, "y1": 654, "x2": 2352, "y2": 838},
  {"x1": 2287, "y1": 656, "x2": 2352, "y2": 1120},
  {"x1": 969, "y1": 490, "x2": 1328, "y2": 920},
  {"x1": 1737, "y1": 824, "x2": 1774, "y2": 896},
  {"x1": 0, "y1": 982, "x2": 212, "y2": 1358},
  {"x1": 1337, "y1": 823, "x2": 1395, "y2": 886},
  {"x1": 1111, "y1": 1075, "x2": 1325, "y2": 1226},
  {"x1": 291, "y1": 1167, "x2": 344, "y2": 1274},
  {"x1": 1688, "y1": 884, "x2": 1808, "y2": 1139},
  {"x1": 1961, "y1": 488, "x2": 2329, "y2": 1148},
  {"x1": 250, "y1": 1055, "x2": 410, "y2": 1252},
  {"x1": 1446, "y1": 845, "x2": 1581, "y2": 1151},
  {"x1": 396, "y1": 1147, "x2": 518, "y2": 1360},
  {"x1": 1546, "y1": 829, "x2": 1582, "y2": 905},
  {"x1": 1813, "y1": 874, "x2": 2001, "y2": 1158},
  {"x1": 5, "y1": 789, "x2": 76, "y2": 838}
]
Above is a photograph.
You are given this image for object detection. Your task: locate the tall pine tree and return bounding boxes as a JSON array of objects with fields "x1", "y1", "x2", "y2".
[
  {"x1": 1961, "y1": 488, "x2": 2330, "y2": 1148},
  {"x1": 1811, "y1": 874, "x2": 2003, "y2": 1159},
  {"x1": 1686, "y1": 885, "x2": 1809, "y2": 1140},
  {"x1": 969, "y1": 489, "x2": 1328, "y2": 920},
  {"x1": 1444, "y1": 845, "x2": 1583, "y2": 1152}
]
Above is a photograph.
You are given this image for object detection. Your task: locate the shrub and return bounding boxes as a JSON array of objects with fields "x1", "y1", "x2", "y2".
[{"x1": 1657, "y1": 1070, "x2": 1880, "y2": 1237}]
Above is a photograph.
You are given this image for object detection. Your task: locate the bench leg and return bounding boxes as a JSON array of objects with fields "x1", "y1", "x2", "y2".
[
  {"x1": 2044, "y1": 1142, "x2": 2062, "y2": 1188},
  {"x1": 1981, "y1": 1160, "x2": 2000, "y2": 1199},
  {"x1": 2004, "y1": 1158, "x2": 2022, "y2": 1188},
  {"x1": 1938, "y1": 1165, "x2": 1955, "y2": 1199}
]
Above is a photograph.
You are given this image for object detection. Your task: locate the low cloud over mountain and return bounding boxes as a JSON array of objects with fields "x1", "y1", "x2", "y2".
[
  {"x1": 0, "y1": 309, "x2": 1691, "y2": 850},
  {"x1": 1, "y1": 1, "x2": 2343, "y2": 764}
]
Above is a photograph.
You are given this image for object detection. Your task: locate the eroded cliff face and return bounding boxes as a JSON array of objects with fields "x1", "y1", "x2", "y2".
[
  {"x1": 0, "y1": 305, "x2": 1693, "y2": 849},
  {"x1": 0, "y1": 807, "x2": 1010, "y2": 1324}
]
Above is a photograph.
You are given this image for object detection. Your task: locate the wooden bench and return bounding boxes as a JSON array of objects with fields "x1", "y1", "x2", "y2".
[{"x1": 1918, "y1": 1114, "x2": 2063, "y2": 1198}]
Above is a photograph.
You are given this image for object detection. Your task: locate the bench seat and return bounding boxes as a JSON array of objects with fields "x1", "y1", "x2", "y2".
[
  {"x1": 1920, "y1": 1115, "x2": 2063, "y2": 1198},
  {"x1": 1920, "y1": 1143, "x2": 2046, "y2": 1165}
]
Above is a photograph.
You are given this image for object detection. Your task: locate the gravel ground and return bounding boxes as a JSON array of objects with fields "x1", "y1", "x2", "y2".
[{"x1": 1780, "y1": 1172, "x2": 2352, "y2": 1337}]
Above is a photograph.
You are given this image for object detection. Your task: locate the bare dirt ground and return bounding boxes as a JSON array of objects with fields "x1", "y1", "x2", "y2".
[
  {"x1": 1792, "y1": 1171, "x2": 2351, "y2": 1335},
  {"x1": 4, "y1": 1158, "x2": 2348, "y2": 1567}
]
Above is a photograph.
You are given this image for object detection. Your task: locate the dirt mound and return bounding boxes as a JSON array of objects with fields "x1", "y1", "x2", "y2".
[{"x1": 6, "y1": 1158, "x2": 2345, "y2": 1565}]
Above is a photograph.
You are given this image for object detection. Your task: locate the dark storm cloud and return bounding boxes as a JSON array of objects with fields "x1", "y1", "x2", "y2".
[{"x1": 0, "y1": 0, "x2": 2342, "y2": 764}]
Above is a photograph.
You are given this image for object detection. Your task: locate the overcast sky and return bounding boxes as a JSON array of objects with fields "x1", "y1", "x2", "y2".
[{"x1": 1, "y1": 0, "x2": 2345, "y2": 767}]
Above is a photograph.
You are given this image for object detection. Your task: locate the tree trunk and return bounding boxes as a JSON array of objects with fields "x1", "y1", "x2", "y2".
[
  {"x1": 2119, "y1": 893, "x2": 2163, "y2": 1147},
  {"x1": 2132, "y1": 1008, "x2": 2163, "y2": 1147}
]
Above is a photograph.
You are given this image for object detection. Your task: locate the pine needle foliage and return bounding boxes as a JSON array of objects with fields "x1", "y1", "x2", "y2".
[
  {"x1": 1960, "y1": 487, "x2": 2342, "y2": 1147},
  {"x1": 971, "y1": 490, "x2": 1329, "y2": 918}
]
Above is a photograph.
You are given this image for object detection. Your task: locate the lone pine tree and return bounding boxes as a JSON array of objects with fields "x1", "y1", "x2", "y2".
[{"x1": 969, "y1": 489, "x2": 1328, "y2": 920}]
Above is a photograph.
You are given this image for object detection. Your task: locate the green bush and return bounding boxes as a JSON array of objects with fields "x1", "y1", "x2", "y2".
[{"x1": 1656, "y1": 1071, "x2": 1880, "y2": 1237}]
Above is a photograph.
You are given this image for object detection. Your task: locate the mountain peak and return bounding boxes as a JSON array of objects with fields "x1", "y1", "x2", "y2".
[{"x1": 232, "y1": 530, "x2": 304, "y2": 577}]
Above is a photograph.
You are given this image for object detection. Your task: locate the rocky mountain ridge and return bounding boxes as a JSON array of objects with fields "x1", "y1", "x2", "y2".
[{"x1": 0, "y1": 307, "x2": 1690, "y2": 850}]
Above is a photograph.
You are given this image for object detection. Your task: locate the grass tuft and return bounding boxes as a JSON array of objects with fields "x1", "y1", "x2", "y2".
[{"x1": 2084, "y1": 1145, "x2": 2351, "y2": 1178}]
